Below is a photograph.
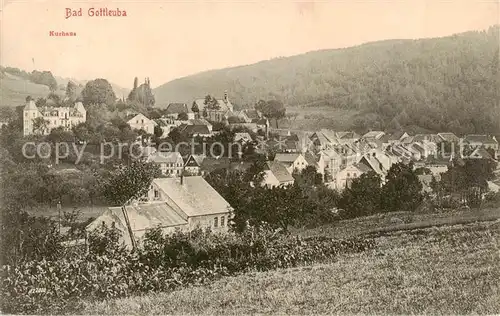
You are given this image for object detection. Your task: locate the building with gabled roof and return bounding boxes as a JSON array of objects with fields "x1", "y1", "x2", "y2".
[
  {"x1": 86, "y1": 203, "x2": 189, "y2": 248},
  {"x1": 463, "y1": 135, "x2": 498, "y2": 151},
  {"x1": 87, "y1": 176, "x2": 233, "y2": 248},
  {"x1": 362, "y1": 131, "x2": 385, "y2": 140},
  {"x1": 183, "y1": 154, "x2": 205, "y2": 175},
  {"x1": 274, "y1": 152, "x2": 308, "y2": 173},
  {"x1": 437, "y1": 132, "x2": 460, "y2": 143},
  {"x1": 262, "y1": 161, "x2": 295, "y2": 188},
  {"x1": 127, "y1": 113, "x2": 157, "y2": 134},
  {"x1": 333, "y1": 163, "x2": 373, "y2": 190},
  {"x1": 192, "y1": 91, "x2": 234, "y2": 122},
  {"x1": 177, "y1": 124, "x2": 212, "y2": 138},
  {"x1": 147, "y1": 151, "x2": 184, "y2": 176},
  {"x1": 165, "y1": 103, "x2": 195, "y2": 120}
]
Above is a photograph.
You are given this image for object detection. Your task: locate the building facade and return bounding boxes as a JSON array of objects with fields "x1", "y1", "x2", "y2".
[{"x1": 23, "y1": 100, "x2": 86, "y2": 136}]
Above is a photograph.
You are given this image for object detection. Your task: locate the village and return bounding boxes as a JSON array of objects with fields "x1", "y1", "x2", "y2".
[{"x1": 14, "y1": 89, "x2": 500, "y2": 247}]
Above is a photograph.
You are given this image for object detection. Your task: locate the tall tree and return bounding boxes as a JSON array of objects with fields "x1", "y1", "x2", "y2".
[
  {"x1": 65, "y1": 81, "x2": 78, "y2": 101},
  {"x1": 81, "y1": 78, "x2": 117, "y2": 105},
  {"x1": 381, "y1": 162, "x2": 423, "y2": 213},
  {"x1": 255, "y1": 99, "x2": 286, "y2": 128},
  {"x1": 339, "y1": 171, "x2": 382, "y2": 218},
  {"x1": 32, "y1": 117, "x2": 49, "y2": 135},
  {"x1": 100, "y1": 160, "x2": 161, "y2": 206}
]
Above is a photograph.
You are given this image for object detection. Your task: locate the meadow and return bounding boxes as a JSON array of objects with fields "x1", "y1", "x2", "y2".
[
  {"x1": 81, "y1": 219, "x2": 500, "y2": 314},
  {"x1": 276, "y1": 106, "x2": 359, "y2": 131}
]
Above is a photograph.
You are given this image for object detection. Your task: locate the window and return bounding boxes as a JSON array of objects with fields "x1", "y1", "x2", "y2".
[
  {"x1": 154, "y1": 190, "x2": 159, "y2": 198},
  {"x1": 347, "y1": 172, "x2": 350, "y2": 177},
  {"x1": 214, "y1": 217, "x2": 218, "y2": 228},
  {"x1": 136, "y1": 120, "x2": 139, "y2": 124},
  {"x1": 220, "y1": 216, "x2": 225, "y2": 227},
  {"x1": 141, "y1": 119, "x2": 144, "y2": 124},
  {"x1": 24, "y1": 112, "x2": 27, "y2": 117}
]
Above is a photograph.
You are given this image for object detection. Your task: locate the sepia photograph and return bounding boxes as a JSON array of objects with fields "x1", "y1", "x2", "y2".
[{"x1": 0, "y1": 0, "x2": 499, "y2": 314}]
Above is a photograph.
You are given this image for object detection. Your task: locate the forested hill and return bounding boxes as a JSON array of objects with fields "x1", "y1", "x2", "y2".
[{"x1": 154, "y1": 26, "x2": 500, "y2": 135}]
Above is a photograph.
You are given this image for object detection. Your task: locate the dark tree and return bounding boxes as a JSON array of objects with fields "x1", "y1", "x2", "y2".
[
  {"x1": 101, "y1": 160, "x2": 161, "y2": 206},
  {"x1": 177, "y1": 112, "x2": 189, "y2": 121},
  {"x1": 81, "y1": 78, "x2": 117, "y2": 105},
  {"x1": 339, "y1": 171, "x2": 382, "y2": 218},
  {"x1": 381, "y1": 162, "x2": 423, "y2": 213},
  {"x1": 255, "y1": 99, "x2": 286, "y2": 128}
]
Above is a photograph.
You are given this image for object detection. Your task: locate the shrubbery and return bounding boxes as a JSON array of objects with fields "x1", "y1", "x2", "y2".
[{"x1": 1, "y1": 225, "x2": 375, "y2": 314}]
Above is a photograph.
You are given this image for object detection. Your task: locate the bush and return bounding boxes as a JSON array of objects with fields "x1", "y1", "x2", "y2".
[{"x1": 1, "y1": 225, "x2": 375, "y2": 314}]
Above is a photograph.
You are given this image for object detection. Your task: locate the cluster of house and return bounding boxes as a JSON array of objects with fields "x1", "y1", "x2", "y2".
[
  {"x1": 23, "y1": 93, "x2": 497, "y2": 247},
  {"x1": 306, "y1": 129, "x2": 498, "y2": 191},
  {"x1": 127, "y1": 91, "x2": 270, "y2": 139}
]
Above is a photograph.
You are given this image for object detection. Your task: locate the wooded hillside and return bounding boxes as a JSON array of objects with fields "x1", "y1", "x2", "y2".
[{"x1": 154, "y1": 26, "x2": 500, "y2": 135}]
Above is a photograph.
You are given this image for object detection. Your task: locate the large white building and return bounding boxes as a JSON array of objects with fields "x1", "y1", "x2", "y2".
[{"x1": 23, "y1": 100, "x2": 87, "y2": 136}]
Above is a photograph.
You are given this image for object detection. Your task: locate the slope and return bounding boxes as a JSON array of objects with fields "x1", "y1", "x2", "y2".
[{"x1": 154, "y1": 26, "x2": 500, "y2": 135}]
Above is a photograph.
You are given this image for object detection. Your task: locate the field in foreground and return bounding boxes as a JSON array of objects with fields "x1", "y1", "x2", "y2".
[{"x1": 82, "y1": 220, "x2": 500, "y2": 315}]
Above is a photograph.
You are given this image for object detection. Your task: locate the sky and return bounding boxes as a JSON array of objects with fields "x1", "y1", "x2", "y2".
[{"x1": 1, "y1": 0, "x2": 499, "y2": 89}]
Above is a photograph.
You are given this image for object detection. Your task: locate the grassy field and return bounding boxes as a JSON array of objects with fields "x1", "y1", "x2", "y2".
[
  {"x1": 276, "y1": 106, "x2": 359, "y2": 131},
  {"x1": 295, "y1": 207, "x2": 500, "y2": 239},
  {"x1": 0, "y1": 75, "x2": 51, "y2": 106},
  {"x1": 81, "y1": 219, "x2": 500, "y2": 315}
]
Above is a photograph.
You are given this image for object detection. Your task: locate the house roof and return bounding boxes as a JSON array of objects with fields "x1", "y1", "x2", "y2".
[
  {"x1": 148, "y1": 151, "x2": 183, "y2": 164},
  {"x1": 303, "y1": 151, "x2": 318, "y2": 166},
  {"x1": 321, "y1": 149, "x2": 341, "y2": 159},
  {"x1": 243, "y1": 109, "x2": 261, "y2": 120},
  {"x1": 253, "y1": 118, "x2": 268, "y2": 125},
  {"x1": 228, "y1": 116, "x2": 247, "y2": 124},
  {"x1": 155, "y1": 119, "x2": 169, "y2": 127},
  {"x1": 166, "y1": 103, "x2": 190, "y2": 114},
  {"x1": 359, "y1": 155, "x2": 384, "y2": 175},
  {"x1": 353, "y1": 162, "x2": 373, "y2": 173},
  {"x1": 200, "y1": 157, "x2": 232, "y2": 173},
  {"x1": 153, "y1": 176, "x2": 232, "y2": 217},
  {"x1": 24, "y1": 100, "x2": 38, "y2": 111},
  {"x1": 178, "y1": 124, "x2": 211, "y2": 136},
  {"x1": 469, "y1": 147, "x2": 494, "y2": 160},
  {"x1": 127, "y1": 113, "x2": 156, "y2": 125},
  {"x1": 184, "y1": 154, "x2": 205, "y2": 167},
  {"x1": 337, "y1": 131, "x2": 360, "y2": 140},
  {"x1": 74, "y1": 102, "x2": 85, "y2": 113},
  {"x1": 234, "y1": 132, "x2": 253, "y2": 142},
  {"x1": 266, "y1": 161, "x2": 294, "y2": 183},
  {"x1": 319, "y1": 129, "x2": 340, "y2": 144},
  {"x1": 381, "y1": 131, "x2": 407, "y2": 142},
  {"x1": 363, "y1": 131, "x2": 385, "y2": 139},
  {"x1": 187, "y1": 118, "x2": 211, "y2": 126},
  {"x1": 312, "y1": 132, "x2": 332, "y2": 146},
  {"x1": 87, "y1": 202, "x2": 188, "y2": 234},
  {"x1": 464, "y1": 134, "x2": 498, "y2": 144},
  {"x1": 412, "y1": 134, "x2": 441, "y2": 143},
  {"x1": 438, "y1": 132, "x2": 460, "y2": 143},
  {"x1": 274, "y1": 153, "x2": 301, "y2": 163}
]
